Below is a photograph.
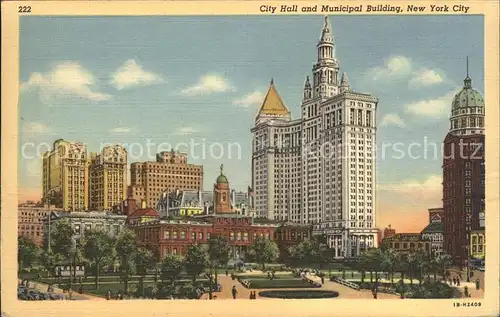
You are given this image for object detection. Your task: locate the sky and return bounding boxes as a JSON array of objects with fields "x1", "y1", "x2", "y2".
[{"x1": 18, "y1": 15, "x2": 484, "y2": 233}]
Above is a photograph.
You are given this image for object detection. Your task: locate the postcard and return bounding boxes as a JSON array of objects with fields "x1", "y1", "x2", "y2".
[{"x1": 1, "y1": 1, "x2": 499, "y2": 316}]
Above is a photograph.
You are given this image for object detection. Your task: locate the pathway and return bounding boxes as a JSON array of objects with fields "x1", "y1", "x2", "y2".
[
  {"x1": 304, "y1": 272, "x2": 399, "y2": 299},
  {"x1": 201, "y1": 270, "x2": 398, "y2": 300}
]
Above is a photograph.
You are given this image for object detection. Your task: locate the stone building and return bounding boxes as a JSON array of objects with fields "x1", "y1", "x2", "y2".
[
  {"x1": 42, "y1": 139, "x2": 89, "y2": 211},
  {"x1": 382, "y1": 233, "x2": 432, "y2": 255},
  {"x1": 156, "y1": 166, "x2": 255, "y2": 218},
  {"x1": 18, "y1": 202, "x2": 62, "y2": 246},
  {"x1": 129, "y1": 168, "x2": 308, "y2": 260},
  {"x1": 469, "y1": 230, "x2": 485, "y2": 260},
  {"x1": 45, "y1": 211, "x2": 127, "y2": 245},
  {"x1": 442, "y1": 59, "x2": 486, "y2": 266},
  {"x1": 129, "y1": 149, "x2": 203, "y2": 208},
  {"x1": 88, "y1": 145, "x2": 128, "y2": 211},
  {"x1": 251, "y1": 17, "x2": 378, "y2": 258}
]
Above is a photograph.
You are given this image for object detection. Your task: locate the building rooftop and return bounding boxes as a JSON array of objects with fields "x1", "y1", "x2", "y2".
[
  {"x1": 421, "y1": 222, "x2": 444, "y2": 234},
  {"x1": 128, "y1": 208, "x2": 159, "y2": 218},
  {"x1": 255, "y1": 79, "x2": 290, "y2": 120}
]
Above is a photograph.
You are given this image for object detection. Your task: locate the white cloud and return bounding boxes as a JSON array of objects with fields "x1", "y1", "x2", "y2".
[
  {"x1": 377, "y1": 175, "x2": 442, "y2": 206},
  {"x1": 408, "y1": 68, "x2": 445, "y2": 88},
  {"x1": 404, "y1": 91, "x2": 456, "y2": 118},
  {"x1": 25, "y1": 157, "x2": 42, "y2": 178},
  {"x1": 380, "y1": 113, "x2": 406, "y2": 128},
  {"x1": 181, "y1": 74, "x2": 232, "y2": 96},
  {"x1": 233, "y1": 90, "x2": 265, "y2": 108},
  {"x1": 21, "y1": 122, "x2": 52, "y2": 135},
  {"x1": 366, "y1": 56, "x2": 412, "y2": 81},
  {"x1": 110, "y1": 59, "x2": 164, "y2": 90},
  {"x1": 20, "y1": 62, "x2": 111, "y2": 102},
  {"x1": 365, "y1": 56, "x2": 445, "y2": 89},
  {"x1": 174, "y1": 126, "x2": 197, "y2": 136},
  {"x1": 109, "y1": 127, "x2": 133, "y2": 133}
]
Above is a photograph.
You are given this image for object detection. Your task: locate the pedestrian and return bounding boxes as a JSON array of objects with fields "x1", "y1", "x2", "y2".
[
  {"x1": 231, "y1": 285, "x2": 238, "y2": 299},
  {"x1": 351, "y1": 272, "x2": 354, "y2": 278},
  {"x1": 464, "y1": 286, "x2": 469, "y2": 297},
  {"x1": 106, "y1": 290, "x2": 111, "y2": 300},
  {"x1": 321, "y1": 276, "x2": 325, "y2": 284},
  {"x1": 457, "y1": 279, "x2": 461, "y2": 287},
  {"x1": 475, "y1": 278, "x2": 480, "y2": 290},
  {"x1": 249, "y1": 292, "x2": 253, "y2": 300},
  {"x1": 225, "y1": 269, "x2": 229, "y2": 276}
]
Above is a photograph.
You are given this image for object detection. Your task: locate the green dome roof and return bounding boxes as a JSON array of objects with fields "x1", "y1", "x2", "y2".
[
  {"x1": 217, "y1": 174, "x2": 228, "y2": 184},
  {"x1": 216, "y1": 164, "x2": 228, "y2": 184},
  {"x1": 452, "y1": 77, "x2": 485, "y2": 110}
]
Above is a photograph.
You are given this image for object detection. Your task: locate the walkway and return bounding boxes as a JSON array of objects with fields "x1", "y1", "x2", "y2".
[
  {"x1": 201, "y1": 270, "x2": 398, "y2": 300},
  {"x1": 304, "y1": 272, "x2": 399, "y2": 299}
]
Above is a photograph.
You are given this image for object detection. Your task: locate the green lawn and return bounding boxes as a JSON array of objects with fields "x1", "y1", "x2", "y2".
[{"x1": 236, "y1": 274, "x2": 293, "y2": 280}]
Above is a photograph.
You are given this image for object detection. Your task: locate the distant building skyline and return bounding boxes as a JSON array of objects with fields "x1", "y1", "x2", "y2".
[{"x1": 19, "y1": 15, "x2": 484, "y2": 232}]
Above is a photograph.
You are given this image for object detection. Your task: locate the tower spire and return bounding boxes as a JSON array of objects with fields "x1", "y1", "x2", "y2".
[
  {"x1": 466, "y1": 56, "x2": 469, "y2": 78},
  {"x1": 464, "y1": 56, "x2": 472, "y2": 88}
]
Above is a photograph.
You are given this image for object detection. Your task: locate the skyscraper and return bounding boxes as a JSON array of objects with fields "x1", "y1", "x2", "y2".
[
  {"x1": 251, "y1": 17, "x2": 378, "y2": 258},
  {"x1": 129, "y1": 150, "x2": 203, "y2": 208},
  {"x1": 88, "y1": 145, "x2": 128, "y2": 211},
  {"x1": 443, "y1": 58, "x2": 485, "y2": 266},
  {"x1": 42, "y1": 139, "x2": 89, "y2": 211}
]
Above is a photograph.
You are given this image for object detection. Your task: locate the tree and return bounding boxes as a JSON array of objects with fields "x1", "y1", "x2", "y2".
[
  {"x1": 136, "y1": 247, "x2": 156, "y2": 297},
  {"x1": 288, "y1": 239, "x2": 315, "y2": 265},
  {"x1": 18, "y1": 236, "x2": 40, "y2": 271},
  {"x1": 436, "y1": 253, "x2": 453, "y2": 279},
  {"x1": 116, "y1": 229, "x2": 138, "y2": 295},
  {"x1": 381, "y1": 249, "x2": 398, "y2": 285},
  {"x1": 248, "y1": 237, "x2": 280, "y2": 270},
  {"x1": 207, "y1": 235, "x2": 230, "y2": 299},
  {"x1": 82, "y1": 229, "x2": 116, "y2": 290},
  {"x1": 49, "y1": 220, "x2": 74, "y2": 258},
  {"x1": 39, "y1": 249, "x2": 64, "y2": 277},
  {"x1": 184, "y1": 244, "x2": 207, "y2": 284},
  {"x1": 159, "y1": 254, "x2": 184, "y2": 298}
]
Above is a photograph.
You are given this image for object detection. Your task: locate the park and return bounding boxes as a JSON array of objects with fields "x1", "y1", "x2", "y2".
[{"x1": 18, "y1": 220, "x2": 483, "y2": 301}]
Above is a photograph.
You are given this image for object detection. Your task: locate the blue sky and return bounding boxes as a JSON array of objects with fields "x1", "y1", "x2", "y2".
[{"x1": 18, "y1": 15, "x2": 484, "y2": 230}]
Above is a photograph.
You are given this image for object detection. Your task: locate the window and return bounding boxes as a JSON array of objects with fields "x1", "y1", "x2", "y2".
[
  {"x1": 164, "y1": 231, "x2": 170, "y2": 239},
  {"x1": 191, "y1": 232, "x2": 196, "y2": 240},
  {"x1": 237, "y1": 232, "x2": 242, "y2": 241},
  {"x1": 198, "y1": 232, "x2": 203, "y2": 240},
  {"x1": 230, "y1": 231, "x2": 235, "y2": 241},
  {"x1": 173, "y1": 231, "x2": 178, "y2": 239}
]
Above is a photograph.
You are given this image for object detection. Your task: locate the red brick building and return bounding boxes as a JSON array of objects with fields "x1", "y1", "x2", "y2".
[
  {"x1": 383, "y1": 225, "x2": 396, "y2": 240},
  {"x1": 129, "y1": 166, "x2": 311, "y2": 260},
  {"x1": 442, "y1": 65, "x2": 485, "y2": 266}
]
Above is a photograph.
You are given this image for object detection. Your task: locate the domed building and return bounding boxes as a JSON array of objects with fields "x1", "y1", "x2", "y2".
[
  {"x1": 442, "y1": 59, "x2": 486, "y2": 266},
  {"x1": 128, "y1": 165, "x2": 313, "y2": 259}
]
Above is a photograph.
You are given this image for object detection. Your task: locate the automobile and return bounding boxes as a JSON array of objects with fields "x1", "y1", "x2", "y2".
[
  {"x1": 49, "y1": 294, "x2": 65, "y2": 300},
  {"x1": 477, "y1": 266, "x2": 485, "y2": 272}
]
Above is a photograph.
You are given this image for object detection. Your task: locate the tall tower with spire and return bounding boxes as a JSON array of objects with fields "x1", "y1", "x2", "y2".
[
  {"x1": 443, "y1": 57, "x2": 486, "y2": 265},
  {"x1": 252, "y1": 16, "x2": 379, "y2": 258},
  {"x1": 312, "y1": 16, "x2": 340, "y2": 99}
]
